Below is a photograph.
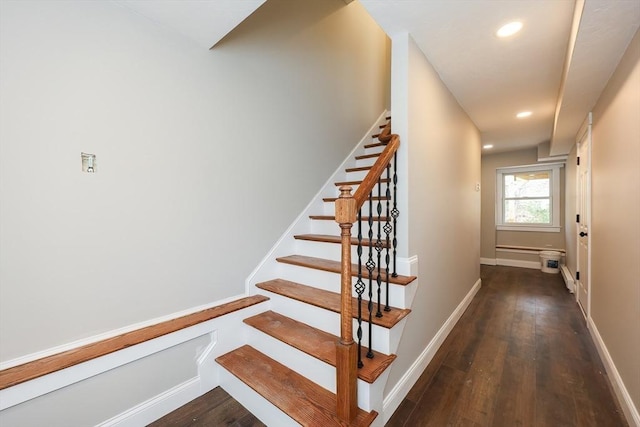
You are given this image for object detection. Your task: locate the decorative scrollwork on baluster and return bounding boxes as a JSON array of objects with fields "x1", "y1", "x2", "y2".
[
  {"x1": 375, "y1": 177, "x2": 384, "y2": 318},
  {"x1": 355, "y1": 210, "x2": 365, "y2": 368},
  {"x1": 384, "y1": 163, "x2": 392, "y2": 311},
  {"x1": 391, "y1": 152, "x2": 400, "y2": 278},
  {"x1": 365, "y1": 192, "x2": 375, "y2": 359}
]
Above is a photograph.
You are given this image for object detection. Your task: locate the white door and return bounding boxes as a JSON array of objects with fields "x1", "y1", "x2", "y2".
[{"x1": 576, "y1": 114, "x2": 591, "y2": 318}]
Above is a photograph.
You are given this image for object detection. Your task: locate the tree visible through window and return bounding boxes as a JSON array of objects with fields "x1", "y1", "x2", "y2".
[
  {"x1": 495, "y1": 164, "x2": 562, "y2": 232},
  {"x1": 503, "y1": 171, "x2": 550, "y2": 224}
]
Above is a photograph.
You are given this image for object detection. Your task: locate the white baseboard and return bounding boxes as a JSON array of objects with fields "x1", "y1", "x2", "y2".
[
  {"x1": 560, "y1": 265, "x2": 575, "y2": 293},
  {"x1": 496, "y1": 258, "x2": 541, "y2": 269},
  {"x1": 588, "y1": 317, "x2": 640, "y2": 427},
  {"x1": 382, "y1": 277, "x2": 482, "y2": 423},
  {"x1": 97, "y1": 377, "x2": 203, "y2": 427},
  {"x1": 480, "y1": 257, "x2": 496, "y2": 265}
]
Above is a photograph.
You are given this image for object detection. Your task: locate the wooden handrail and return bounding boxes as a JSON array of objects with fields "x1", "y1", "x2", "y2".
[
  {"x1": 353, "y1": 134, "x2": 399, "y2": 208},
  {"x1": 0, "y1": 295, "x2": 268, "y2": 390},
  {"x1": 334, "y1": 124, "x2": 400, "y2": 422}
]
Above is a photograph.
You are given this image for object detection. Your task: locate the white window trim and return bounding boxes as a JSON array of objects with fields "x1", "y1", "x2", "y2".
[{"x1": 496, "y1": 163, "x2": 563, "y2": 233}]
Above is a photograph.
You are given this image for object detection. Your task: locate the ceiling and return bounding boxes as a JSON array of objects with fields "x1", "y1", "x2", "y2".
[
  {"x1": 117, "y1": 0, "x2": 639, "y2": 156},
  {"x1": 359, "y1": 0, "x2": 640, "y2": 155}
]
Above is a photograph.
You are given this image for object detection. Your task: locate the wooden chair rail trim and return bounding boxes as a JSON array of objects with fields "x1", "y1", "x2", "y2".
[
  {"x1": 495, "y1": 245, "x2": 566, "y2": 253},
  {"x1": 0, "y1": 295, "x2": 269, "y2": 390},
  {"x1": 353, "y1": 134, "x2": 399, "y2": 208}
]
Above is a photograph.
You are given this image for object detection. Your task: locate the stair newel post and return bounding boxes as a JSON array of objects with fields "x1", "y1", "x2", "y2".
[{"x1": 334, "y1": 185, "x2": 358, "y2": 422}]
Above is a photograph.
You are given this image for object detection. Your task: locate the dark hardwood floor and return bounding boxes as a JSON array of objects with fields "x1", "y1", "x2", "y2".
[
  {"x1": 148, "y1": 387, "x2": 265, "y2": 427},
  {"x1": 387, "y1": 265, "x2": 628, "y2": 427},
  {"x1": 150, "y1": 265, "x2": 627, "y2": 427}
]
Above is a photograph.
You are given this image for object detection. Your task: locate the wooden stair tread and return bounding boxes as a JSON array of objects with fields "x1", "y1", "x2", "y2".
[
  {"x1": 323, "y1": 195, "x2": 390, "y2": 202},
  {"x1": 277, "y1": 255, "x2": 416, "y2": 286},
  {"x1": 364, "y1": 141, "x2": 388, "y2": 149},
  {"x1": 244, "y1": 311, "x2": 396, "y2": 384},
  {"x1": 216, "y1": 345, "x2": 377, "y2": 427},
  {"x1": 309, "y1": 215, "x2": 390, "y2": 222},
  {"x1": 294, "y1": 234, "x2": 389, "y2": 248},
  {"x1": 346, "y1": 166, "x2": 373, "y2": 173},
  {"x1": 355, "y1": 153, "x2": 381, "y2": 160},
  {"x1": 335, "y1": 178, "x2": 390, "y2": 187},
  {"x1": 256, "y1": 279, "x2": 410, "y2": 329}
]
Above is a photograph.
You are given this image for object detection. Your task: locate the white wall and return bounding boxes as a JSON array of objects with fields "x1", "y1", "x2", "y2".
[
  {"x1": 0, "y1": 0, "x2": 390, "y2": 424},
  {"x1": 384, "y1": 33, "x2": 481, "y2": 399},
  {"x1": 589, "y1": 28, "x2": 640, "y2": 422}
]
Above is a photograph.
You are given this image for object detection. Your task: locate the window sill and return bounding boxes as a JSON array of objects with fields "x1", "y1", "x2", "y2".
[{"x1": 497, "y1": 225, "x2": 561, "y2": 233}]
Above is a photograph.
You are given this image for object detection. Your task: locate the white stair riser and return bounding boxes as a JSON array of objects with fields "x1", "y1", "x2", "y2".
[
  {"x1": 356, "y1": 158, "x2": 377, "y2": 168},
  {"x1": 246, "y1": 326, "x2": 336, "y2": 392},
  {"x1": 345, "y1": 169, "x2": 369, "y2": 181},
  {"x1": 309, "y1": 219, "x2": 342, "y2": 235},
  {"x1": 364, "y1": 147, "x2": 384, "y2": 155},
  {"x1": 323, "y1": 200, "x2": 383, "y2": 216},
  {"x1": 255, "y1": 290, "x2": 393, "y2": 354},
  {"x1": 309, "y1": 218, "x2": 394, "y2": 236},
  {"x1": 246, "y1": 327, "x2": 383, "y2": 411},
  {"x1": 294, "y1": 238, "x2": 393, "y2": 265},
  {"x1": 218, "y1": 367, "x2": 300, "y2": 427}
]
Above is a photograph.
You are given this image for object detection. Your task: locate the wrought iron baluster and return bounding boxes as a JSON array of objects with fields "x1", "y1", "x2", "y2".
[
  {"x1": 375, "y1": 177, "x2": 383, "y2": 318},
  {"x1": 391, "y1": 152, "x2": 400, "y2": 278},
  {"x1": 384, "y1": 163, "x2": 392, "y2": 311},
  {"x1": 355, "y1": 209, "x2": 365, "y2": 368},
  {"x1": 366, "y1": 192, "x2": 375, "y2": 359}
]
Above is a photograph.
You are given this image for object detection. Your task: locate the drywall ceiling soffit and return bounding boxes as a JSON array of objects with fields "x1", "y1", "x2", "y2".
[
  {"x1": 359, "y1": 0, "x2": 639, "y2": 155},
  {"x1": 550, "y1": 0, "x2": 640, "y2": 156},
  {"x1": 114, "y1": 0, "x2": 267, "y2": 50}
]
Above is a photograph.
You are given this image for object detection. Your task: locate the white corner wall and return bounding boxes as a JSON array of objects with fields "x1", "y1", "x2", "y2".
[
  {"x1": 0, "y1": 0, "x2": 390, "y2": 424},
  {"x1": 383, "y1": 33, "x2": 481, "y2": 417},
  {"x1": 589, "y1": 28, "x2": 640, "y2": 425}
]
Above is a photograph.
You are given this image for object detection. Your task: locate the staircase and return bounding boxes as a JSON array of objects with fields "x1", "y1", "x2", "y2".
[{"x1": 215, "y1": 116, "x2": 417, "y2": 426}]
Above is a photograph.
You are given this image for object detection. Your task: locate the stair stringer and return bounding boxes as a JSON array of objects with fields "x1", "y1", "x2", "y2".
[{"x1": 244, "y1": 110, "x2": 391, "y2": 293}]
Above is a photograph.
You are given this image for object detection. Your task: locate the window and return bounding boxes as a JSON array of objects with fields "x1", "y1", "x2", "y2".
[{"x1": 496, "y1": 164, "x2": 562, "y2": 232}]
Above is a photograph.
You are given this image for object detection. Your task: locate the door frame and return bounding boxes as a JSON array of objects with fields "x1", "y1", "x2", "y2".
[{"x1": 575, "y1": 112, "x2": 592, "y2": 322}]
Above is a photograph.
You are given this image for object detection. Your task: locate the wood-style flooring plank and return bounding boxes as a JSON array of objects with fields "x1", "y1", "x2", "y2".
[
  {"x1": 148, "y1": 387, "x2": 265, "y2": 427},
  {"x1": 447, "y1": 336, "x2": 508, "y2": 426},
  {"x1": 492, "y1": 355, "x2": 536, "y2": 427},
  {"x1": 400, "y1": 364, "x2": 466, "y2": 427},
  {"x1": 385, "y1": 265, "x2": 629, "y2": 427}
]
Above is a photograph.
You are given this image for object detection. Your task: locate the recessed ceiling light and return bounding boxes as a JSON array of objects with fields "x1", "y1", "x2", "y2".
[
  {"x1": 497, "y1": 21, "x2": 523, "y2": 38},
  {"x1": 483, "y1": 144, "x2": 494, "y2": 149},
  {"x1": 516, "y1": 111, "x2": 532, "y2": 118}
]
